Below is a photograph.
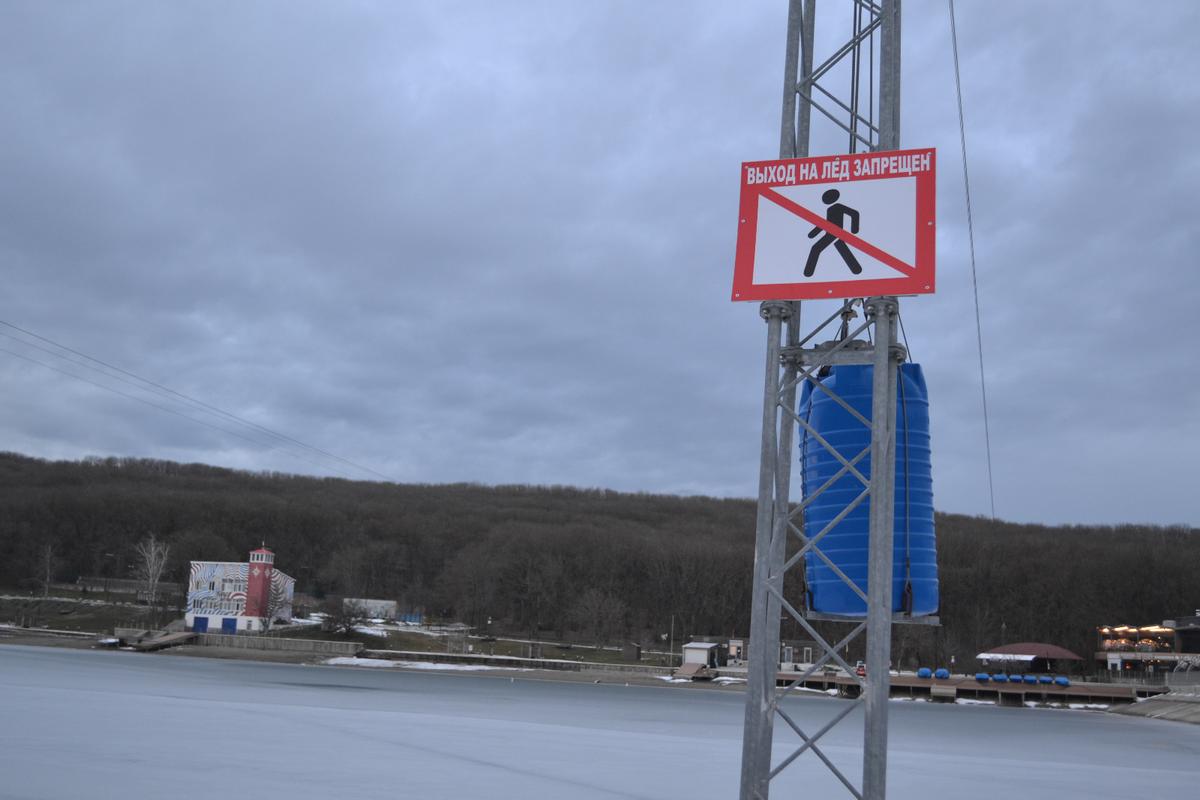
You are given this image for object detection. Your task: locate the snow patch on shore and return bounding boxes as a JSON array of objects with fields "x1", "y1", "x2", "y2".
[{"x1": 324, "y1": 656, "x2": 530, "y2": 672}]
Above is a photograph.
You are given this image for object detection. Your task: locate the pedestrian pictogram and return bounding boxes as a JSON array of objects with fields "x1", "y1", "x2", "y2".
[
  {"x1": 804, "y1": 189, "x2": 862, "y2": 277},
  {"x1": 731, "y1": 148, "x2": 936, "y2": 301}
]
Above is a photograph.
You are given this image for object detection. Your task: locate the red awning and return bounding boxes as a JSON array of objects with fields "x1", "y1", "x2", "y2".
[{"x1": 979, "y1": 642, "x2": 1083, "y2": 660}]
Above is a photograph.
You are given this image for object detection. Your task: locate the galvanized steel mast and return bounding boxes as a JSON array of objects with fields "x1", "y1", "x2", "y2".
[{"x1": 738, "y1": 2, "x2": 907, "y2": 799}]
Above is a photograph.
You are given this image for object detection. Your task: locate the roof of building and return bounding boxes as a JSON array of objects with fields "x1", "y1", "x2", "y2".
[
  {"x1": 188, "y1": 560, "x2": 296, "y2": 584},
  {"x1": 1099, "y1": 624, "x2": 1172, "y2": 634},
  {"x1": 977, "y1": 642, "x2": 1083, "y2": 661},
  {"x1": 1166, "y1": 616, "x2": 1200, "y2": 631}
]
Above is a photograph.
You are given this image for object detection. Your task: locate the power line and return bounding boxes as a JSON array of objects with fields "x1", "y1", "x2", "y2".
[
  {"x1": 0, "y1": 330, "x2": 353, "y2": 476},
  {"x1": 948, "y1": 0, "x2": 997, "y2": 520},
  {"x1": 0, "y1": 346, "x2": 360, "y2": 479},
  {"x1": 0, "y1": 319, "x2": 395, "y2": 482}
]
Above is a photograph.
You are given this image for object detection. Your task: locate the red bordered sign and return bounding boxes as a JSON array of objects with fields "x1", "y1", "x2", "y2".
[{"x1": 731, "y1": 148, "x2": 936, "y2": 301}]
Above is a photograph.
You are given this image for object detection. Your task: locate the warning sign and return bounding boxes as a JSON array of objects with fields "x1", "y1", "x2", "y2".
[{"x1": 731, "y1": 148, "x2": 936, "y2": 301}]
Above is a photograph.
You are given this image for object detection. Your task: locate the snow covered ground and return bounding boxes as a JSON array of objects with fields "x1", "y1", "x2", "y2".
[
  {"x1": 2, "y1": 644, "x2": 1199, "y2": 799},
  {"x1": 325, "y1": 656, "x2": 532, "y2": 672}
]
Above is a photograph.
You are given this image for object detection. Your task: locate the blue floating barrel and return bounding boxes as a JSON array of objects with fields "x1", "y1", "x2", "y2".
[
  {"x1": 974, "y1": 673, "x2": 990, "y2": 683},
  {"x1": 934, "y1": 668, "x2": 951, "y2": 680},
  {"x1": 800, "y1": 364, "x2": 937, "y2": 616},
  {"x1": 1022, "y1": 674, "x2": 1038, "y2": 685},
  {"x1": 992, "y1": 674, "x2": 1008, "y2": 683},
  {"x1": 1038, "y1": 675, "x2": 1053, "y2": 685},
  {"x1": 917, "y1": 667, "x2": 933, "y2": 679},
  {"x1": 1054, "y1": 676, "x2": 1071, "y2": 687}
]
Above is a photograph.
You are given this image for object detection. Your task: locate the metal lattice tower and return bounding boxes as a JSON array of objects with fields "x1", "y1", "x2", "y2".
[{"x1": 738, "y1": 2, "x2": 929, "y2": 799}]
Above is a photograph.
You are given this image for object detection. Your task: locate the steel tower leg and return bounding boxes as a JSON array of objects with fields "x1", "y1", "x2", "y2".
[
  {"x1": 863, "y1": 4, "x2": 902, "y2": 798},
  {"x1": 739, "y1": 2, "x2": 807, "y2": 796},
  {"x1": 861, "y1": 297, "x2": 899, "y2": 800},
  {"x1": 740, "y1": 300, "x2": 786, "y2": 800}
]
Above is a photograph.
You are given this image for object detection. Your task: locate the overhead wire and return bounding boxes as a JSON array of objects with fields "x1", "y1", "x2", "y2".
[
  {"x1": 0, "y1": 346, "x2": 359, "y2": 480},
  {"x1": 0, "y1": 329, "x2": 352, "y2": 477},
  {"x1": 0, "y1": 319, "x2": 396, "y2": 482},
  {"x1": 948, "y1": 0, "x2": 997, "y2": 520}
]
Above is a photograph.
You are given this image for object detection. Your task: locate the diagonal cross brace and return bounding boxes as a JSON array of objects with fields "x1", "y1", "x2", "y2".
[
  {"x1": 796, "y1": 303, "x2": 855, "y2": 349},
  {"x1": 777, "y1": 621, "x2": 867, "y2": 699},
  {"x1": 773, "y1": 703, "x2": 864, "y2": 799},
  {"x1": 769, "y1": 583, "x2": 865, "y2": 689},
  {"x1": 812, "y1": 80, "x2": 880, "y2": 135},
  {"x1": 790, "y1": 441, "x2": 872, "y2": 518},
  {"x1": 782, "y1": 486, "x2": 870, "y2": 574},
  {"x1": 800, "y1": 16, "x2": 882, "y2": 89},
  {"x1": 799, "y1": 89, "x2": 876, "y2": 149},
  {"x1": 790, "y1": 411, "x2": 871, "y2": 487},
  {"x1": 788, "y1": 519, "x2": 869, "y2": 603},
  {"x1": 779, "y1": 317, "x2": 874, "y2": 403}
]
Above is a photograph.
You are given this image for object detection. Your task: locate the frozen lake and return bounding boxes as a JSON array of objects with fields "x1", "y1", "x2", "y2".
[{"x1": 2, "y1": 645, "x2": 1199, "y2": 799}]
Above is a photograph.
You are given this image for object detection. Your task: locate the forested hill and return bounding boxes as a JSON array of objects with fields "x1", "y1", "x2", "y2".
[{"x1": 1, "y1": 451, "x2": 1196, "y2": 668}]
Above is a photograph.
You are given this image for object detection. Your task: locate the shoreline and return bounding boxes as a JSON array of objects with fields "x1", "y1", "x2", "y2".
[
  {"x1": 5, "y1": 629, "x2": 1180, "y2": 719},
  {"x1": 0, "y1": 629, "x2": 731, "y2": 691}
]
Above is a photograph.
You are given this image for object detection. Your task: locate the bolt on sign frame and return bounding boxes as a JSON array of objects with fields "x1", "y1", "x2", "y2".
[{"x1": 735, "y1": 2, "x2": 936, "y2": 799}]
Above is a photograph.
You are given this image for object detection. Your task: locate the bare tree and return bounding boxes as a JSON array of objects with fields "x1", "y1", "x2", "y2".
[
  {"x1": 135, "y1": 535, "x2": 170, "y2": 626},
  {"x1": 260, "y1": 577, "x2": 292, "y2": 632},
  {"x1": 40, "y1": 543, "x2": 57, "y2": 598},
  {"x1": 570, "y1": 587, "x2": 627, "y2": 651},
  {"x1": 322, "y1": 597, "x2": 373, "y2": 636}
]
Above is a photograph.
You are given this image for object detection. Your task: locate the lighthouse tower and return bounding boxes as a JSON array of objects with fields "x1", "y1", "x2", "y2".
[{"x1": 244, "y1": 546, "x2": 275, "y2": 628}]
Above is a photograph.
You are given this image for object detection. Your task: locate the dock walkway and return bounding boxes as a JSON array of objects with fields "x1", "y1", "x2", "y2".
[
  {"x1": 717, "y1": 666, "x2": 1163, "y2": 705},
  {"x1": 130, "y1": 632, "x2": 195, "y2": 652}
]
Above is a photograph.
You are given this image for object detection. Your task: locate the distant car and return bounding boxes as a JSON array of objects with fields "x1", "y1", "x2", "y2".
[{"x1": 853, "y1": 661, "x2": 898, "y2": 677}]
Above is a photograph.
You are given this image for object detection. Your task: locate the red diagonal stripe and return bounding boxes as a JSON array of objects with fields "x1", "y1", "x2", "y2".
[{"x1": 759, "y1": 186, "x2": 918, "y2": 278}]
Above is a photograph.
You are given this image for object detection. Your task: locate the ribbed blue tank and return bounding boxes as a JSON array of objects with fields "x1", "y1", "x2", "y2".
[{"x1": 799, "y1": 363, "x2": 937, "y2": 616}]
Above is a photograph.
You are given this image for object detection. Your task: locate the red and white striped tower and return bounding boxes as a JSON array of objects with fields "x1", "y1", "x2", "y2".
[{"x1": 244, "y1": 546, "x2": 275, "y2": 621}]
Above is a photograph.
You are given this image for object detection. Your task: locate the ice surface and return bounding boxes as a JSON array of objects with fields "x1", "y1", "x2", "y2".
[{"x1": 2, "y1": 644, "x2": 1199, "y2": 799}]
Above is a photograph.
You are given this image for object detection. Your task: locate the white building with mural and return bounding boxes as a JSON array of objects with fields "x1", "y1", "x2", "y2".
[{"x1": 185, "y1": 547, "x2": 295, "y2": 634}]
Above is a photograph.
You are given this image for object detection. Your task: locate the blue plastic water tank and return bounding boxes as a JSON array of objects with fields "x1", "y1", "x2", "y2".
[
  {"x1": 800, "y1": 364, "x2": 937, "y2": 616},
  {"x1": 992, "y1": 674, "x2": 1009, "y2": 683},
  {"x1": 1054, "y1": 676, "x2": 1071, "y2": 687},
  {"x1": 1022, "y1": 674, "x2": 1038, "y2": 685},
  {"x1": 934, "y1": 668, "x2": 951, "y2": 680},
  {"x1": 1038, "y1": 675, "x2": 1053, "y2": 685},
  {"x1": 917, "y1": 667, "x2": 933, "y2": 679},
  {"x1": 974, "y1": 673, "x2": 990, "y2": 683}
]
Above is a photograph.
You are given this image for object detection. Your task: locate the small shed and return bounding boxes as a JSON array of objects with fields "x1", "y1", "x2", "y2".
[
  {"x1": 683, "y1": 641, "x2": 722, "y2": 668},
  {"x1": 676, "y1": 641, "x2": 726, "y2": 680}
]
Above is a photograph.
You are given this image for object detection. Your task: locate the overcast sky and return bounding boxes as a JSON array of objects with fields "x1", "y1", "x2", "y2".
[{"x1": 1, "y1": 1, "x2": 1196, "y2": 526}]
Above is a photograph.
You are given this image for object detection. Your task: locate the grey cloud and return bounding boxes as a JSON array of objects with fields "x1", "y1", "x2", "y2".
[{"x1": 1, "y1": 1, "x2": 1196, "y2": 525}]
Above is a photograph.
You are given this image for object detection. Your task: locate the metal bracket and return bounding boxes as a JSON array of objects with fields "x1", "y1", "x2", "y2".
[
  {"x1": 781, "y1": 339, "x2": 908, "y2": 368},
  {"x1": 804, "y1": 611, "x2": 942, "y2": 627}
]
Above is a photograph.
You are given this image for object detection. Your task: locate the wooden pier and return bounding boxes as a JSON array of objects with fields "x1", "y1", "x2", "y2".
[{"x1": 732, "y1": 669, "x2": 1168, "y2": 705}]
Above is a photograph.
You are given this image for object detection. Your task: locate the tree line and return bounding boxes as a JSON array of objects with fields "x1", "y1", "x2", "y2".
[{"x1": 0, "y1": 451, "x2": 1196, "y2": 669}]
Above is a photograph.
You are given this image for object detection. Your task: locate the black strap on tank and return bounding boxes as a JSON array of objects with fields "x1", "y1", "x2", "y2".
[
  {"x1": 899, "y1": 365, "x2": 913, "y2": 615},
  {"x1": 799, "y1": 376, "x2": 816, "y2": 613}
]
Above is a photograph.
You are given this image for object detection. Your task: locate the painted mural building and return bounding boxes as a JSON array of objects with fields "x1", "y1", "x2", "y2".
[{"x1": 185, "y1": 547, "x2": 295, "y2": 634}]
